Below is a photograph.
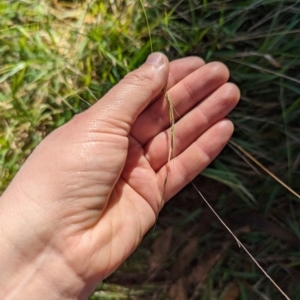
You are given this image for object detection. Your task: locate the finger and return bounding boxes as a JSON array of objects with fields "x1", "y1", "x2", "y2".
[
  {"x1": 131, "y1": 62, "x2": 230, "y2": 145},
  {"x1": 84, "y1": 52, "x2": 169, "y2": 136},
  {"x1": 145, "y1": 82, "x2": 240, "y2": 171},
  {"x1": 149, "y1": 56, "x2": 205, "y2": 105},
  {"x1": 166, "y1": 56, "x2": 205, "y2": 90},
  {"x1": 157, "y1": 119, "x2": 234, "y2": 201}
]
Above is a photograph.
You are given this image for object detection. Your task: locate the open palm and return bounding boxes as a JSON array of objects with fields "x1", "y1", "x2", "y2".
[{"x1": 0, "y1": 54, "x2": 239, "y2": 299}]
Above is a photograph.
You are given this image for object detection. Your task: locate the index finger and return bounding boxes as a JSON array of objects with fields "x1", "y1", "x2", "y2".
[{"x1": 166, "y1": 56, "x2": 205, "y2": 90}]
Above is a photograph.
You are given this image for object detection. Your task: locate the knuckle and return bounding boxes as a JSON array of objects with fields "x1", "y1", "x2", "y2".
[{"x1": 123, "y1": 69, "x2": 155, "y2": 87}]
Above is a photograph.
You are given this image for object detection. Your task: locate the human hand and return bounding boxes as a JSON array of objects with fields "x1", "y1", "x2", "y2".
[{"x1": 0, "y1": 53, "x2": 240, "y2": 299}]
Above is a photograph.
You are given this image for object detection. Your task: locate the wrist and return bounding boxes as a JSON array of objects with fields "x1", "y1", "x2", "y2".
[
  {"x1": 0, "y1": 195, "x2": 87, "y2": 300},
  {"x1": 0, "y1": 248, "x2": 80, "y2": 300}
]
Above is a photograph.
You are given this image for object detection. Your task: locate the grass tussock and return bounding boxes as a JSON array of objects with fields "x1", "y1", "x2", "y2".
[{"x1": 1, "y1": 0, "x2": 300, "y2": 299}]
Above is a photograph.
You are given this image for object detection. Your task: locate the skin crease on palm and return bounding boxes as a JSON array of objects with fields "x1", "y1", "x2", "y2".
[{"x1": 0, "y1": 53, "x2": 240, "y2": 299}]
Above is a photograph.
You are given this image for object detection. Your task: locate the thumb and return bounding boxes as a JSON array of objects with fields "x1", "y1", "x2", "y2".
[{"x1": 87, "y1": 52, "x2": 169, "y2": 133}]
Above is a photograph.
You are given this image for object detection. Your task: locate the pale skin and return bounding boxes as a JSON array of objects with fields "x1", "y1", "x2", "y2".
[{"x1": 0, "y1": 53, "x2": 240, "y2": 299}]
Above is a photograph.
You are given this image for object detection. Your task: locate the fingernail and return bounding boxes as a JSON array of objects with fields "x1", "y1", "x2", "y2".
[{"x1": 145, "y1": 52, "x2": 165, "y2": 67}]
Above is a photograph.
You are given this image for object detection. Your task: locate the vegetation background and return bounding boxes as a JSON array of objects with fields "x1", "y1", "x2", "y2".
[{"x1": 1, "y1": 0, "x2": 300, "y2": 299}]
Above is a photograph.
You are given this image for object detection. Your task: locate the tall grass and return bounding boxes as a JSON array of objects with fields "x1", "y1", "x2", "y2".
[{"x1": 1, "y1": 0, "x2": 300, "y2": 299}]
